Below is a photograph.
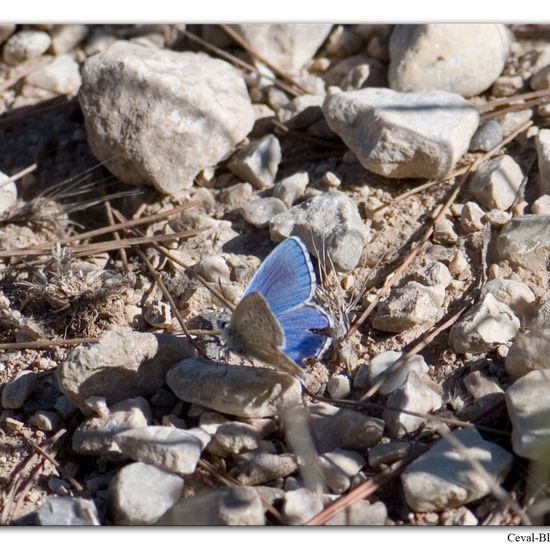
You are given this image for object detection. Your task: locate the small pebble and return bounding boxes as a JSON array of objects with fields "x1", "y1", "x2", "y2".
[
  {"x1": 282, "y1": 488, "x2": 324, "y2": 525},
  {"x1": 143, "y1": 300, "x2": 172, "y2": 328},
  {"x1": 272, "y1": 172, "x2": 309, "y2": 207},
  {"x1": 110, "y1": 462, "x2": 184, "y2": 525},
  {"x1": 30, "y1": 411, "x2": 61, "y2": 432},
  {"x1": 218, "y1": 182, "x2": 253, "y2": 205},
  {"x1": 241, "y1": 197, "x2": 287, "y2": 228},
  {"x1": 228, "y1": 135, "x2": 281, "y2": 189},
  {"x1": 460, "y1": 202, "x2": 485, "y2": 233},
  {"x1": 383, "y1": 371, "x2": 443, "y2": 438},
  {"x1": 1, "y1": 370, "x2": 38, "y2": 409},
  {"x1": 3, "y1": 30, "x2": 51, "y2": 65},
  {"x1": 326, "y1": 374, "x2": 351, "y2": 399},
  {"x1": 36, "y1": 496, "x2": 100, "y2": 526},
  {"x1": 368, "y1": 441, "x2": 412, "y2": 469},
  {"x1": 532, "y1": 194, "x2": 550, "y2": 214},
  {"x1": 469, "y1": 120, "x2": 503, "y2": 153}
]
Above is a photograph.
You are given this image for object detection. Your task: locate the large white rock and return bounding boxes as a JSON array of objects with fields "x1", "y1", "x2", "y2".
[
  {"x1": 323, "y1": 88, "x2": 479, "y2": 179},
  {"x1": 505, "y1": 370, "x2": 550, "y2": 460},
  {"x1": 229, "y1": 24, "x2": 333, "y2": 74},
  {"x1": 388, "y1": 24, "x2": 511, "y2": 97},
  {"x1": 79, "y1": 41, "x2": 254, "y2": 195},
  {"x1": 496, "y1": 215, "x2": 550, "y2": 271},
  {"x1": 401, "y1": 427, "x2": 513, "y2": 512}
]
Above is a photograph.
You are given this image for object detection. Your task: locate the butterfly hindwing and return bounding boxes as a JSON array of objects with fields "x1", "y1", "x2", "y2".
[
  {"x1": 277, "y1": 303, "x2": 330, "y2": 366},
  {"x1": 243, "y1": 237, "x2": 316, "y2": 317}
]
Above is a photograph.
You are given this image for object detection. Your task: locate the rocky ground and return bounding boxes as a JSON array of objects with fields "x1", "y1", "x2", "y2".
[{"x1": 0, "y1": 23, "x2": 549, "y2": 526}]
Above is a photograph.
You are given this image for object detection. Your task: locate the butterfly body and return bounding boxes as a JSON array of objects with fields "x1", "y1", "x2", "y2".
[{"x1": 223, "y1": 237, "x2": 330, "y2": 377}]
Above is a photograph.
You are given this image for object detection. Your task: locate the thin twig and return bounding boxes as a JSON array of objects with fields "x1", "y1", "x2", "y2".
[
  {"x1": 0, "y1": 337, "x2": 98, "y2": 351},
  {"x1": 220, "y1": 24, "x2": 310, "y2": 95},
  {"x1": 0, "y1": 200, "x2": 202, "y2": 258},
  {"x1": 181, "y1": 29, "x2": 302, "y2": 98},
  {"x1": 0, "y1": 163, "x2": 38, "y2": 192},
  {"x1": 105, "y1": 201, "x2": 128, "y2": 272},
  {"x1": 478, "y1": 88, "x2": 550, "y2": 113}
]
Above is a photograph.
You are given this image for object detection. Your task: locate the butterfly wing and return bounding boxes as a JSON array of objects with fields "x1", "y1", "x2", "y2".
[
  {"x1": 278, "y1": 303, "x2": 331, "y2": 366},
  {"x1": 243, "y1": 237, "x2": 316, "y2": 317},
  {"x1": 227, "y1": 292, "x2": 304, "y2": 376}
]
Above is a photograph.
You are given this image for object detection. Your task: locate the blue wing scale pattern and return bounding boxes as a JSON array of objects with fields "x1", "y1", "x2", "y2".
[{"x1": 241, "y1": 237, "x2": 330, "y2": 368}]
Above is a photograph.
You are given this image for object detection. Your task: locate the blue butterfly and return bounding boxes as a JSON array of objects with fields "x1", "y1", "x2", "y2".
[{"x1": 222, "y1": 237, "x2": 331, "y2": 377}]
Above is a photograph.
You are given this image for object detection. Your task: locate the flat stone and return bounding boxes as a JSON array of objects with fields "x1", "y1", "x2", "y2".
[
  {"x1": 479, "y1": 278, "x2": 535, "y2": 316},
  {"x1": 469, "y1": 120, "x2": 503, "y2": 153},
  {"x1": 536, "y1": 129, "x2": 550, "y2": 196},
  {"x1": 388, "y1": 24, "x2": 510, "y2": 96},
  {"x1": 232, "y1": 452, "x2": 298, "y2": 485},
  {"x1": 319, "y1": 449, "x2": 366, "y2": 493},
  {"x1": 113, "y1": 426, "x2": 203, "y2": 475},
  {"x1": 57, "y1": 327, "x2": 195, "y2": 413},
  {"x1": 496, "y1": 215, "x2": 550, "y2": 271},
  {"x1": 270, "y1": 190, "x2": 368, "y2": 272},
  {"x1": 470, "y1": 155, "x2": 524, "y2": 211},
  {"x1": 372, "y1": 281, "x2": 445, "y2": 333},
  {"x1": 273, "y1": 172, "x2": 309, "y2": 207},
  {"x1": 110, "y1": 462, "x2": 183, "y2": 525},
  {"x1": 323, "y1": 88, "x2": 479, "y2": 179},
  {"x1": 505, "y1": 328, "x2": 550, "y2": 381},
  {"x1": 3, "y1": 30, "x2": 51, "y2": 65},
  {"x1": 1, "y1": 369, "x2": 38, "y2": 409},
  {"x1": 229, "y1": 24, "x2": 333, "y2": 74},
  {"x1": 166, "y1": 358, "x2": 302, "y2": 419},
  {"x1": 72, "y1": 397, "x2": 151, "y2": 457},
  {"x1": 157, "y1": 486, "x2": 265, "y2": 525},
  {"x1": 449, "y1": 294, "x2": 520, "y2": 354},
  {"x1": 25, "y1": 54, "x2": 82, "y2": 96},
  {"x1": 365, "y1": 350, "x2": 429, "y2": 396},
  {"x1": 368, "y1": 441, "x2": 412, "y2": 469},
  {"x1": 212, "y1": 421, "x2": 260, "y2": 455},
  {"x1": 505, "y1": 370, "x2": 550, "y2": 460},
  {"x1": 282, "y1": 488, "x2": 324, "y2": 525},
  {"x1": 36, "y1": 496, "x2": 101, "y2": 525},
  {"x1": 307, "y1": 402, "x2": 384, "y2": 453},
  {"x1": 228, "y1": 135, "x2": 281, "y2": 189},
  {"x1": 241, "y1": 197, "x2": 287, "y2": 228},
  {"x1": 401, "y1": 427, "x2": 513, "y2": 512},
  {"x1": 383, "y1": 371, "x2": 443, "y2": 438},
  {"x1": 79, "y1": 41, "x2": 254, "y2": 195}
]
